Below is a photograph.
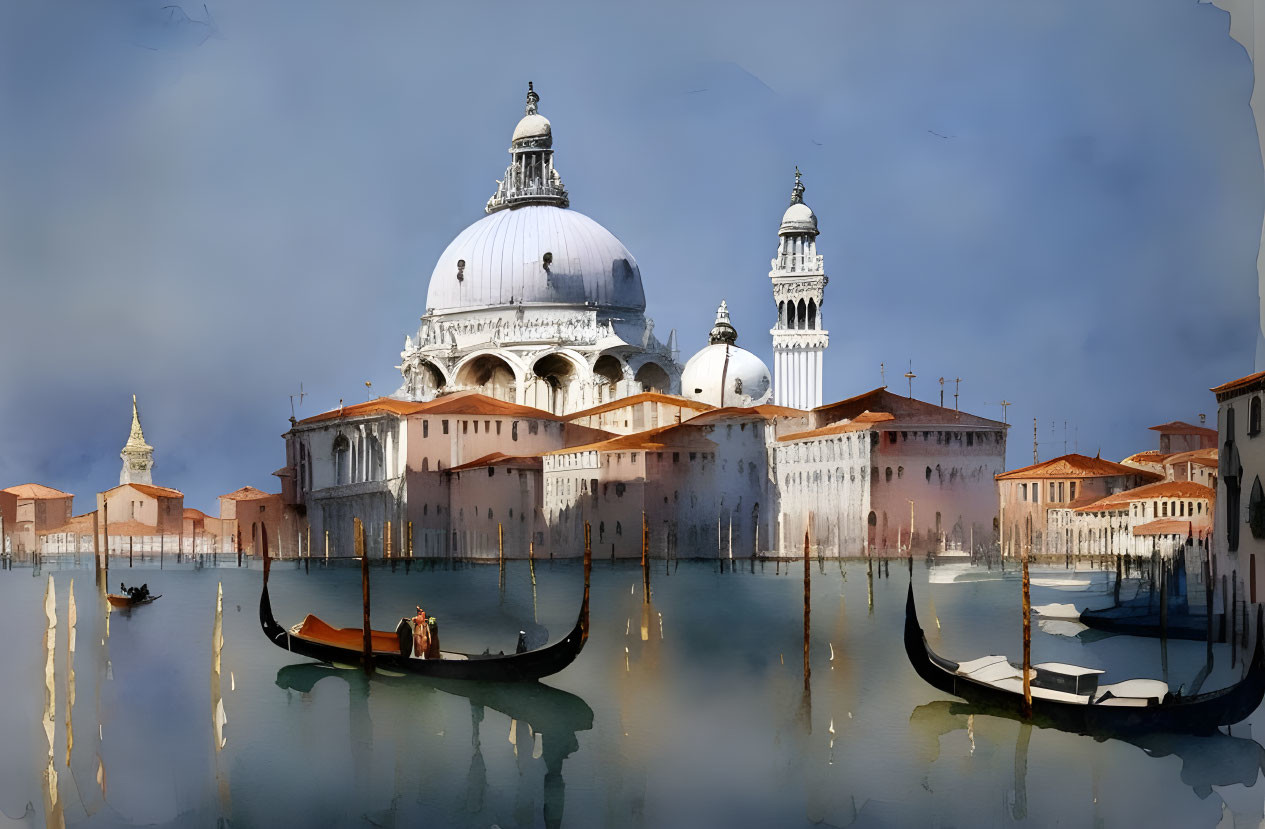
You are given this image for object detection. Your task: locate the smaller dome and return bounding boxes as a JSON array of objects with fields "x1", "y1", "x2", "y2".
[
  {"x1": 512, "y1": 113, "x2": 552, "y2": 144},
  {"x1": 682, "y1": 344, "x2": 772, "y2": 408},
  {"x1": 779, "y1": 202, "x2": 817, "y2": 236}
]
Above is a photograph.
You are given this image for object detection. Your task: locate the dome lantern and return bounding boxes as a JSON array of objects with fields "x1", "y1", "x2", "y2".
[
  {"x1": 708, "y1": 300, "x2": 738, "y2": 345},
  {"x1": 487, "y1": 82, "x2": 569, "y2": 213}
]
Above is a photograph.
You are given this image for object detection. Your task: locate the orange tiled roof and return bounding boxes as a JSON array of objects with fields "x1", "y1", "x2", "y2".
[
  {"x1": 298, "y1": 392, "x2": 560, "y2": 425},
  {"x1": 814, "y1": 387, "x2": 1006, "y2": 429},
  {"x1": 1073, "y1": 480, "x2": 1215, "y2": 513},
  {"x1": 1121, "y1": 450, "x2": 1170, "y2": 465},
  {"x1": 998, "y1": 453, "x2": 1163, "y2": 482},
  {"x1": 684, "y1": 404, "x2": 810, "y2": 426},
  {"x1": 1164, "y1": 448, "x2": 1218, "y2": 468},
  {"x1": 447, "y1": 453, "x2": 543, "y2": 473},
  {"x1": 1211, "y1": 370, "x2": 1265, "y2": 395},
  {"x1": 98, "y1": 519, "x2": 161, "y2": 536},
  {"x1": 1148, "y1": 421, "x2": 1217, "y2": 439},
  {"x1": 564, "y1": 392, "x2": 715, "y2": 421},
  {"x1": 3, "y1": 483, "x2": 73, "y2": 499},
  {"x1": 545, "y1": 424, "x2": 715, "y2": 456},
  {"x1": 41, "y1": 512, "x2": 96, "y2": 535},
  {"x1": 219, "y1": 485, "x2": 271, "y2": 501},
  {"x1": 183, "y1": 508, "x2": 210, "y2": 520},
  {"x1": 103, "y1": 483, "x2": 183, "y2": 499},
  {"x1": 777, "y1": 411, "x2": 896, "y2": 442},
  {"x1": 1132, "y1": 519, "x2": 1211, "y2": 538}
]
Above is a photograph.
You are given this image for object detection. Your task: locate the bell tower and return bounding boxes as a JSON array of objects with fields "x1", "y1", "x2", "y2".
[
  {"x1": 770, "y1": 168, "x2": 828, "y2": 409},
  {"x1": 119, "y1": 395, "x2": 155, "y2": 486}
]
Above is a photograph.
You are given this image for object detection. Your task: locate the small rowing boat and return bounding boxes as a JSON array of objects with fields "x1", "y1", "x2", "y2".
[{"x1": 106, "y1": 593, "x2": 161, "y2": 609}]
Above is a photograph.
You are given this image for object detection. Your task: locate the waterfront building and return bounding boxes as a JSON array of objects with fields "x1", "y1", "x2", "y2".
[
  {"x1": 1045, "y1": 480, "x2": 1214, "y2": 559},
  {"x1": 770, "y1": 169, "x2": 828, "y2": 410},
  {"x1": 1, "y1": 483, "x2": 73, "y2": 553},
  {"x1": 1211, "y1": 370, "x2": 1265, "y2": 613},
  {"x1": 392, "y1": 84, "x2": 680, "y2": 414},
  {"x1": 780, "y1": 388, "x2": 1007, "y2": 555},
  {"x1": 218, "y1": 486, "x2": 290, "y2": 555},
  {"x1": 1162, "y1": 447, "x2": 1219, "y2": 488},
  {"x1": 283, "y1": 392, "x2": 610, "y2": 558},
  {"x1": 996, "y1": 454, "x2": 1159, "y2": 556},
  {"x1": 1149, "y1": 420, "x2": 1217, "y2": 454}
]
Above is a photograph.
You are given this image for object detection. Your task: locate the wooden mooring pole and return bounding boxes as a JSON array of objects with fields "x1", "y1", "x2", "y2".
[
  {"x1": 1021, "y1": 540, "x2": 1032, "y2": 718},
  {"x1": 355, "y1": 517, "x2": 373, "y2": 675},
  {"x1": 641, "y1": 512, "x2": 650, "y2": 598},
  {"x1": 803, "y1": 531, "x2": 811, "y2": 692}
]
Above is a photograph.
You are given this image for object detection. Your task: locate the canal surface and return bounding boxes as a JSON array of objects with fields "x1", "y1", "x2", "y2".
[{"x1": 0, "y1": 554, "x2": 1260, "y2": 828}]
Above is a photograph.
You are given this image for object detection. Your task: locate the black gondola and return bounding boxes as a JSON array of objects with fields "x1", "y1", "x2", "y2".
[
  {"x1": 259, "y1": 547, "x2": 590, "y2": 682},
  {"x1": 905, "y1": 583, "x2": 1265, "y2": 734}
]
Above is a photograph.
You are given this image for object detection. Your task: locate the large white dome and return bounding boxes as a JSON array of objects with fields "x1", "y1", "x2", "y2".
[
  {"x1": 425, "y1": 205, "x2": 647, "y2": 315},
  {"x1": 682, "y1": 343, "x2": 772, "y2": 408}
]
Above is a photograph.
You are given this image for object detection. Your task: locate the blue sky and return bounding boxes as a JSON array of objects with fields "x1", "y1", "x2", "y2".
[{"x1": 1, "y1": 0, "x2": 1260, "y2": 513}]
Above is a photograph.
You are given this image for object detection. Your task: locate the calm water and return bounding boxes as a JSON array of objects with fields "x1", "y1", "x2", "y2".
[{"x1": 0, "y1": 553, "x2": 1261, "y2": 828}]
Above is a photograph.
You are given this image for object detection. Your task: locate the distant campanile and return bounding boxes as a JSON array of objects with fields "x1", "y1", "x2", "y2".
[
  {"x1": 769, "y1": 168, "x2": 828, "y2": 409},
  {"x1": 119, "y1": 394, "x2": 155, "y2": 486}
]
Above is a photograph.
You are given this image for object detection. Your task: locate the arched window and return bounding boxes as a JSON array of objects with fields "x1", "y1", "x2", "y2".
[
  {"x1": 1250, "y1": 477, "x2": 1265, "y2": 539},
  {"x1": 366, "y1": 435, "x2": 384, "y2": 482},
  {"x1": 786, "y1": 301, "x2": 796, "y2": 329},
  {"x1": 778, "y1": 300, "x2": 786, "y2": 328},
  {"x1": 807, "y1": 299, "x2": 817, "y2": 330},
  {"x1": 333, "y1": 434, "x2": 350, "y2": 485},
  {"x1": 797, "y1": 299, "x2": 807, "y2": 330}
]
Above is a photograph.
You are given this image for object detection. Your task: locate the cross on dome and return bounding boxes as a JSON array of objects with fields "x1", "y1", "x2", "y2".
[{"x1": 791, "y1": 166, "x2": 805, "y2": 205}]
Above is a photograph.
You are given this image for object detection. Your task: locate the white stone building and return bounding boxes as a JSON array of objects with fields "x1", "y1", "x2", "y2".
[
  {"x1": 1212, "y1": 370, "x2": 1265, "y2": 612},
  {"x1": 681, "y1": 301, "x2": 773, "y2": 408},
  {"x1": 393, "y1": 83, "x2": 680, "y2": 415},
  {"x1": 1045, "y1": 480, "x2": 1215, "y2": 559}
]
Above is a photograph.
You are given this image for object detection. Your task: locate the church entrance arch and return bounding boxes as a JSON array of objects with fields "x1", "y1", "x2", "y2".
[
  {"x1": 455, "y1": 354, "x2": 517, "y2": 402},
  {"x1": 634, "y1": 361, "x2": 670, "y2": 394}
]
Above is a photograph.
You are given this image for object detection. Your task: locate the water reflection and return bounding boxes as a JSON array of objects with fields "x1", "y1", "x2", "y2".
[
  {"x1": 274, "y1": 665, "x2": 593, "y2": 829},
  {"x1": 909, "y1": 700, "x2": 1265, "y2": 810}
]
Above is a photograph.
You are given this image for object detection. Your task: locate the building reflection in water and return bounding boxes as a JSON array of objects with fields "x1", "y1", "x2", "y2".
[
  {"x1": 211, "y1": 582, "x2": 231, "y2": 825},
  {"x1": 42, "y1": 574, "x2": 64, "y2": 829},
  {"x1": 274, "y1": 665, "x2": 593, "y2": 829}
]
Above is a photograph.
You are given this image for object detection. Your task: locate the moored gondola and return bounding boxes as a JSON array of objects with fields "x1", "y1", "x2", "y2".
[
  {"x1": 904, "y1": 582, "x2": 1265, "y2": 734},
  {"x1": 106, "y1": 593, "x2": 161, "y2": 609},
  {"x1": 259, "y1": 547, "x2": 591, "y2": 682}
]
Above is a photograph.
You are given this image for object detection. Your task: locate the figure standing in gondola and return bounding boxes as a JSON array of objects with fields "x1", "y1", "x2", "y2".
[{"x1": 412, "y1": 606, "x2": 430, "y2": 658}]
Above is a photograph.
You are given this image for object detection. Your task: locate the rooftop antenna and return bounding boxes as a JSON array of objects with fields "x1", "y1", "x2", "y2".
[
  {"x1": 289, "y1": 381, "x2": 307, "y2": 420},
  {"x1": 904, "y1": 361, "x2": 916, "y2": 399},
  {"x1": 954, "y1": 377, "x2": 961, "y2": 413},
  {"x1": 939, "y1": 377, "x2": 945, "y2": 408},
  {"x1": 1033, "y1": 418, "x2": 1038, "y2": 464},
  {"x1": 1000, "y1": 399, "x2": 1012, "y2": 425},
  {"x1": 880, "y1": 362, "x2": 886, "y2": 387},
  {"x1": 1063, "y1": 420, "x2": 1068, "y2": 454}
]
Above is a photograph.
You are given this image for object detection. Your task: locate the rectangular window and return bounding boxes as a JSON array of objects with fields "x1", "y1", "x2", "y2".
[
  {"x1": 1019, "y1": 483, "x2": 1027, "y2": 501},
  {"x1": 1069, "y1": 482, "x2": 1076, "y2": 501},
  {"x1": 1049, "y1": 482, "x2": 1056, "y2": 501},
  {"x1": 423, "y1": 420, "x2": 429, "y2": 439},
  {"x1": 496, "y1": 421, "x2": 502, "y2": 435},
  {"x1": 442, "y1": 420, "x2": 449, "y2": 435},
  {"x1": 512, "y1": 421, "x2": 519, "y2": 441},
  {"x1": 1058, "y1": 481, "x2": 1064, "y2": 502},
  {"x1": 462, "y1": 420, "x2": 468, "y2": 435},
  {"x1": 1031, "y1": 485, "x2": 1038, "y2": 503}
]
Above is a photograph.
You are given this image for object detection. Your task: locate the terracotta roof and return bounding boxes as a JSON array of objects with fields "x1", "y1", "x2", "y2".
[
  {"x1": 564, "y1": 392, "x2": 715, "y2": 421},
  {"x1": 1148, "y1": 421, "x2": 1217, "y2": 439},
  {"x1": 684, "y1": 404, "x2": 810, "y2": 426},
  {"x1": 998, "y1": 454, "x2": 1162, "y2": 482},
  {"x1": 1163, "y1": 448, "x2": 1218, "y2": 468},
  {"x1": 447, "y1": 453, "x2": 543, "y2": 473},
  {"x1": 1120, "y1": 450, "x2": 1170, "y2": 465},
  {"x1": 777, "y1": 411, "x2": 896, "y2": 442},
  {"x1": 98, "y1": 519, "x2": 160, "y2": 537},
  {"x1": 103, "y1": 483, "x2": 183, "y2": 499},
  {"x1": 1211, "y1": 370, "x2": 1265, "y2": 395},
  {"x1": 1073, "y1": 480, "x2": 1215, "y2": 513},
  {"x1": 2, "y1": 483, "x2": 73, "y2": 499},
  {"x1": 545, "y1": 424, "x2": 715, "y2": 456},
  {"x1": 183, "y1": 508, "x2": 210, "y2": 520},
  {"x1": 298, "y1": 392, "x2": 559, "y2": 426},
  {"x1": 813, "y1": 387, "x2": 1006, "y2": 429},
  {"x1": 1132, "y1": 519, "x2": 1211, "y2": 538},
  {"x1": 219, "y1": 486, "x2": 271, "y2": 501},
  {"x1": 41, "y1": 513, "x2": 96, "y2": 535}
]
